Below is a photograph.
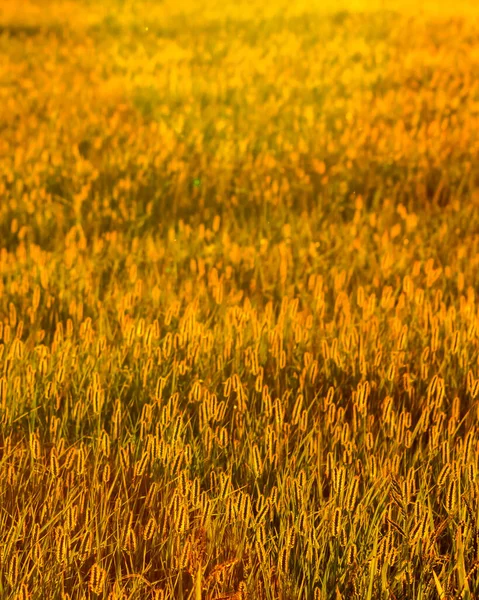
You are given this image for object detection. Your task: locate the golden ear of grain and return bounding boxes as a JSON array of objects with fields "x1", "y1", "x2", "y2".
[
  {"x1": 445, "y1": 478, "x2": 457, "y2": 513},
  {"x1": 332, "y1": 507, "x2": 342, "y2": 537},
  {"x1": 278, "y1": 546, "x2": 290, "y2": 575},
  {"x1": 8, "y1": 552, "x2": 19, "y2": 587},
  {"x1": 79, "y1": 531, "x2": 94, "y2": 561},
  {"x1": 143, "y1": 516, "x2": 157, "y2": 541},
  {"x1": 89, "y1": 564, "x2": 107, "y2": 595}
]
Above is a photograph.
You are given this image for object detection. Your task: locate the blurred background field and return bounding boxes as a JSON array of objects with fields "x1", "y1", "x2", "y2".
[
  {"x1": 2, "y1": 0, "x2": 479, "y2": 247},
  {"x1": 3, "y1": 0, "x2": 479, "y2": 25},
  {"x1": 1, "y1": 1, "x2": 479, "y2": 599}
]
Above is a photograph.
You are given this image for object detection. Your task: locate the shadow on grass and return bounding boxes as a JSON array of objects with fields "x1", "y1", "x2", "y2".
[{"x1": 0, "y1": 23, "x2": 64, "y2": 38}]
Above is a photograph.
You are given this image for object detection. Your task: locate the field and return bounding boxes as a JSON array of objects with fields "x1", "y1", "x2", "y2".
[{"x1": 2, "y1": 0, "x2": 479, "y2": 598}]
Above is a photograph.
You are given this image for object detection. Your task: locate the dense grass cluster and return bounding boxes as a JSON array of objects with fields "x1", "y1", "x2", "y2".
[{"x1": 1, "y1": 0, "x2": 479, "y2": 598}]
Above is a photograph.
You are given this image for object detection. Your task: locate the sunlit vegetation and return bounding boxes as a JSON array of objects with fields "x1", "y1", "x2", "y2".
[{"x1": 1, "y1": 0, "x2": 479, "y2": 598}]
